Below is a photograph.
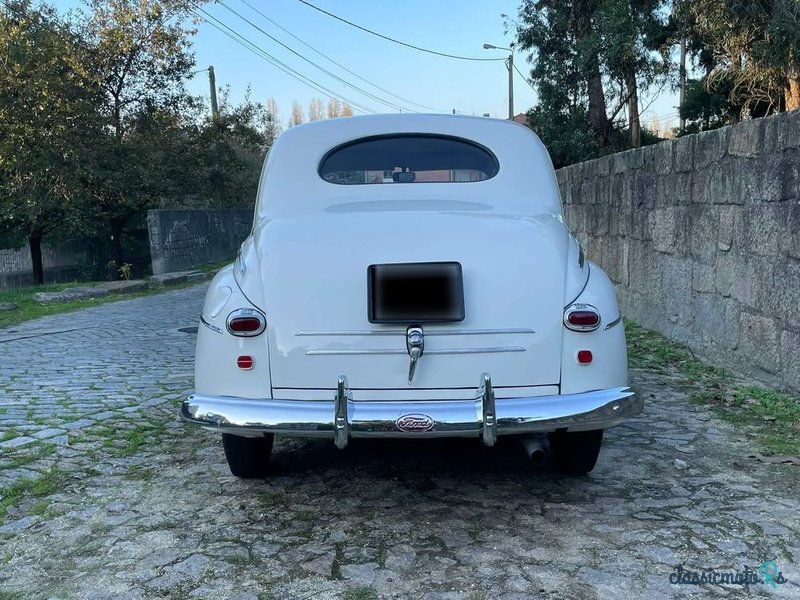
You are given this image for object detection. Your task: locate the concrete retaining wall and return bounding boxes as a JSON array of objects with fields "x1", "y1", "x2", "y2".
[
  {"x1": 0, "y1": 235, "x2": 149, "y2": 291},
  {"x1": 147, "y1": 209, "x2": 253, "y2": 275},
  {"x1": 557, "y1": 110, "x2": 800, "y2": 392}
]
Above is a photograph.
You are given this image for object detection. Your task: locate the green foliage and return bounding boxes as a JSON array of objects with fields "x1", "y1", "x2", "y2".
[
  {"x1": 626, "y1": 319, "x2": 800, "y2": 455},
  {"x1": 0, "y1": 467, "x2": 63, "y2": 520},
  {"x1": 515, "y1": 0, "x2": 670, "y2": 165},
  {"x1": 688, "y1": 0, "x2": 800, "y2": 115},
  {"x1": 178, "y1": 88, "x2": 273, "y2": 209},
  {"x1": 0, "y1": 1, "x2": 103, "y2": 259},
  {"x1": 527, "y1": 105, "x2": 606, "y2": 169},
  {"x1": 118, "y1": 263, "x2": 133, "y2": 280},
  {"x1": 679, "y1": 76, "x2": 734, "y2": 134}
]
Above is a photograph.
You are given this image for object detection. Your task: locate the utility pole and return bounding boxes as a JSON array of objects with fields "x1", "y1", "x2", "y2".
[
  {"x1": 208, "y1": 65, "x2": 219, "y2": 120},
  {"x1": 507, "y1": 53, "x2": 514, "y2": 120},
  {"x1": 483, "y1": 44, "x2": 514, "y2": 120}
]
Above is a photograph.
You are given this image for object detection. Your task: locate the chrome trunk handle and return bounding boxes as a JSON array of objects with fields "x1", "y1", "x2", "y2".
[{"x1": 406, "y1": 326, "x2": 424, "y2": 383}]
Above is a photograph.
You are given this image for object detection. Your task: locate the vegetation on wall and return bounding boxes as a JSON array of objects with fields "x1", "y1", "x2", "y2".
[{"x1": 512, "y1": 0, "x2": 800, "y2": 168}]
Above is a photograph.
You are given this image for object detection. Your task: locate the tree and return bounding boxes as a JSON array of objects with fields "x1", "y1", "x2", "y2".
[
  {"x1": 307, "y1": 97, "x2": 325, "y2": 121},
  {"x1": 341, "y1": 103, "x2": 353, "y2": 117},
  {"x1": 595, "y1": 0, "x2": 670, "y2": 148},
  {"x1": 515, "y1": 0, "x2": 670, "y2": 162},
  {"x1": 265, "y1": 97, "x2": 282, "y2": 146},
  {"x1": 763, "y1": 0, "x2": 800, "y2": 110},
  {"x1": 0, "y1": 1, "x2": 102, "y2": 283},
  {"x1": 687, "y1": 0, "x2": 800, "y2": 117},
  {"x1": 289, "y1": 100, "x2": 305, "y2": 126},
  {"x1": 327, "y1": 98, "x2": 342, "y2": 118},
  {"x1": 679, "y1": 76, "x2": 735, "y2": 132},
  {"x1": 80, "y1": 0, "x2": 199, "y2": 267},
  {"x1": 184, "y1": 92, "x2": 273, "y2": 208},
  {"x1": 517, "y1": 0, "x2": 611, "y2": 144}
]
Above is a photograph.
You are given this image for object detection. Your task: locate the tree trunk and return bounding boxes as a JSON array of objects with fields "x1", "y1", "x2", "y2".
[
  {"x1": 29, "y1": 230, "x2": 44, "y2": 286},
  {"x1": 627, "y1": 71, "x2": 641, "y2": 148},
  {"x1": 587, "y1": 69, "x2": 610, "y2": 144},
  {"x1": 110, "y1": 218, "x2": 125, "y2": 271},
  {"x1": 786, "y1": 76, "x2": 800, "y2": 112},
  {"x1": 573, "y1": 0, "x2": 610, "y2": 144}
]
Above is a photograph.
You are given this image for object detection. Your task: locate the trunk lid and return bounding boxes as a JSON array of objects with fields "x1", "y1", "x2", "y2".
[{"x1": 257, "y1": 204, "x2": 568, "y2": 391}]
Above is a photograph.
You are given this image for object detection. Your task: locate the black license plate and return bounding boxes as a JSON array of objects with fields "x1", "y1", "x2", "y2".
[{"x1": 368, "y1": 262, "x2": 465, "y2": 323}]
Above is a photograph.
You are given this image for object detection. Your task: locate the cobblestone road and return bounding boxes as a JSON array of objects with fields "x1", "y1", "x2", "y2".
[{"x1": 1, "y1": 285, "x2": 799, "y2": 599}]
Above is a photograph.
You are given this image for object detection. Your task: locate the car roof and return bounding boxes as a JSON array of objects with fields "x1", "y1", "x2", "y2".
[{"x1": 255, "y1": 113, "x2": 562, "y2": 219}]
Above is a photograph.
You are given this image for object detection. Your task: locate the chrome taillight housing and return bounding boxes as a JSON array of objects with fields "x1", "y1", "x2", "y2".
[
  {"x1": 564, "y1": 304, "x2": 601, "y2": 332},
  {"x1": 226, "y1": 308, "x2": 266, "y2": 337}
]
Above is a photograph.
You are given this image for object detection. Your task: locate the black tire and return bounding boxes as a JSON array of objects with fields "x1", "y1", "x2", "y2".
[
  {"x1": 548, "y1": 429, "x2": 603, "y2": 475},
  {"x1": 221, "y1": 433, "x2": 274, "y2": 478}
]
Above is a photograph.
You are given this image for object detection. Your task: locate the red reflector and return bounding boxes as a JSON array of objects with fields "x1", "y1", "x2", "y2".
[
  {"x1": 229, "y1": 317, "x2": 262, "y2": 332},
  {"x1": 577, "y1": 350, "x2": 593, "y2": 364},
  {"x1": 568, "y1": 311, "x2": 600, "y2": 326},
  {"x1": 237, "y1": 355, "x2": 254, "y2": 369}
]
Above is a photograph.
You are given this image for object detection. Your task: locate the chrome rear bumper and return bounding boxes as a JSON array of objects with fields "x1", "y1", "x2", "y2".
[{"x1": 181, "y1": 374, "x2": 641, "y2": 449}]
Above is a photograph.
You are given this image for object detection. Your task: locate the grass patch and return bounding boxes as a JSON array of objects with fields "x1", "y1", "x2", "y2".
[
  {"x1": 343, "y1": 587, "x2": 378, "y2": 600},
  {"x1": 0, "y1": 258, "x2": 231, "y2": 330},
  {"x1": 625, "y1": 319, "x2": 726, "y2": 386},
  {"x1": 115, "y1": 422, "x2": 166, "y2": 457},
  {"x1": 125, "y1": 465, "x2": 155, "y2": 482},
  {"x1": 85, "y1": 422, "x2": 166, "y2": 457},
  {"x1": 0, "y1": 468, "x2": 64, "y2": 520},
  {"x1": 626, "y1": 319, "x2": 800, "y2": 456},
  {"x1": 29, "y1": 499, "x2": 51, "y2": 518},
  {"x1": 0, "y1": 430, "x2": 16, "y2": 443},
  {"x1": 4, "y1": 443, "x2": 56, "y2": 470},
  {"x1": 260, "y1": 492, "x2": 284, "y2": 509}
]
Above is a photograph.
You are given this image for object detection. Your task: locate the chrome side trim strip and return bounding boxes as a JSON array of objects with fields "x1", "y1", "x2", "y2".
[
  {"x1": 297, "y1": 328, "x2": 535, "y2": 337},
  {"x1": 564, "y1": 263, "x2": 592, "y2": 308},
  {"x1": 306, "y1": 346, "x2": 526, "y2": 356},
  {"x1": 307, "y1": 349, "x2": 405, "y2": 355},
  {"x1": 428, "y1": 347, "x2": 525, "y2": 355},
  {"x1": 200, "y1": 315, "x2": 223, "y2": 335},
  {"x1": 604, "y1": 315, "x2": 623, "y2": 330}
]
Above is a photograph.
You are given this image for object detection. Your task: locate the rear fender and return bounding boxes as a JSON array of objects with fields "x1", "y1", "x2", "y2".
[
  {"x1": 196, "y1": 264, "x2": 272, "y2": 399},
  {"x1": 560, "y1": 261, "x2": 628, "y2": 395}
]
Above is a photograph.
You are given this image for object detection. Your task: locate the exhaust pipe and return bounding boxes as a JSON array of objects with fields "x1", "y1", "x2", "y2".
[{"x1": 518, "y1": 435, "x2": 547, "y2": 466}]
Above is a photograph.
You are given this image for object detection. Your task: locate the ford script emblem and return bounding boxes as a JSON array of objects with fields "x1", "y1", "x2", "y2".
[{"x1": 395, "y1": 413, "x2": 435, "y2": 432}]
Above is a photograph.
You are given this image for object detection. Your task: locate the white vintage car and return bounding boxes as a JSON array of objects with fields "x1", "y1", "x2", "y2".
[{"x1": 181, "y1": 114, "x2": 641, "y2": 477}]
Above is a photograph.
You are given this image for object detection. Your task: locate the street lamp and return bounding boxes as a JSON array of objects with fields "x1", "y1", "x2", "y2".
[{"x1": 483, "y1": 44, "x2": 514, "y2": 120}]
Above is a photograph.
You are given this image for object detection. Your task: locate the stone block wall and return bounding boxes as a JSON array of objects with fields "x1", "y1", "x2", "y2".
[
  {"x1": 557, "y1": 110, "x2": 800, "y2": 392},
  {"x1": 147, "y1": 208, "x2": 253, "y2": 275}
]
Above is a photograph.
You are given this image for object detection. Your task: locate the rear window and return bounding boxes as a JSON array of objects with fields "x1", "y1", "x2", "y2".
[{"x1": 319, "y1": 134, "x2": 499, "y2": 185}]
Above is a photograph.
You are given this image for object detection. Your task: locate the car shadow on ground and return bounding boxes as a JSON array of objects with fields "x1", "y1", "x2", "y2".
[{"x1": 267, "y1": 435, "x2": 568, "y2": 479}]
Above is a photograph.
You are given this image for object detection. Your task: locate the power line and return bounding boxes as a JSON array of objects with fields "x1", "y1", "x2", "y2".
[
  {"x1": 218, "y1": 1, "x2": 412, "y2": 113},
  {"x1": 196, "y1": 8, "x2": 378, "y2": 115},
  {"x1": 513, "y1": 64, "x2": 536, "y2": 93},
  {"x1": 237, "y1": 0, "x2": 449, "y2": 113},
  {"x1": 294, "y1": 0, "x2": 506, "y2": 62}
]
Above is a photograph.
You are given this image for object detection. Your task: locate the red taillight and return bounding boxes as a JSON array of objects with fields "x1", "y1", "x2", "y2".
[
  {"x1": 229, "y1": 317, "x2": 262, "y2": 332},
  {"x1": 237, "y1": 355, "x2": 254, "y2": 369},
  {"x1": 564, "y1": 306, "x2": 601, "y2": 332},
  {"x1": 577, "y1": 350, "x2": 593, "y2": 364},
  {"x1": 226, "y1": 309, "x2": 265, "y2": 337},
  {"x1": 568, "y1": 311, "x2": 599, "y2": 326}
]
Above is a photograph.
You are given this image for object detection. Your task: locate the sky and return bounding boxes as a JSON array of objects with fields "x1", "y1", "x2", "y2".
[{"x1": 53, "y1": 0, "x2": 679, "y2": 129}]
